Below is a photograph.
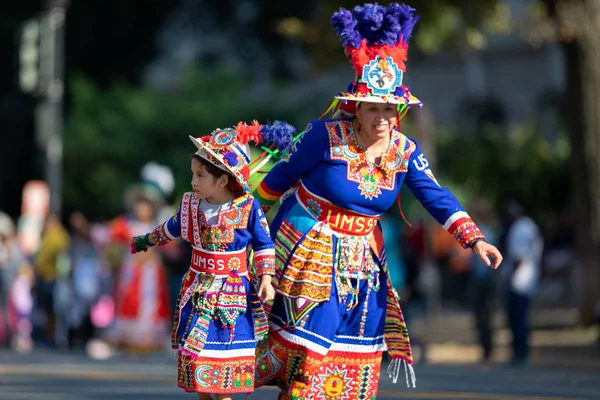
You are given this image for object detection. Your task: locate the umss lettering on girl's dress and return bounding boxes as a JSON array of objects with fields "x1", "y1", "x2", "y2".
[{"x1": 192, "y1": 254, "x2": 227, "y2": 271}]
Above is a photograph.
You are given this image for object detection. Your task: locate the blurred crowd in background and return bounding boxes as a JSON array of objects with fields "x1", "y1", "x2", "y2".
[{"x1": 0, "y1": 168, "x2": 577, "y2": 366}]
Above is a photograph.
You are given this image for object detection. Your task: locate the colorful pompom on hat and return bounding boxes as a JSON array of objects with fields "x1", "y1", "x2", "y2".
[
  {"x1": 189, "y1": 121, "x2": 296, "y2": 192},
  {"x1": 330, "y1": 3, "x2": 422, "y2": 107}
]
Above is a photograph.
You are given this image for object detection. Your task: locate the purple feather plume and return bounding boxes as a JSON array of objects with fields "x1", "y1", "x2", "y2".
[
  {"x1": 331, "y1": 3, "x2": 419, "y2": 47},
  {"x1": 331, "y1": 8, "x2": 362, "y2": 48},
  {"x1": 259, "y1": 121, "x2": 296, "y2": 152},
  {"x1": 354, "y1": 4, "x2": 386, "y2": 44}
]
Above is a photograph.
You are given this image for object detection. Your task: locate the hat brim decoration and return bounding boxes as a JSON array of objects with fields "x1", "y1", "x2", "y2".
[
  {"x1": 190, "y1": 120, "x2": 295, "y2": 192},
  {"x1": 327, "y1": 3, "x2": 422, "y2": 114}
]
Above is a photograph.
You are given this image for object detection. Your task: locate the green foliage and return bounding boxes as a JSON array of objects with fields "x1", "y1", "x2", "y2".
[
  {"x1": 63, "y1": 68, "x2": 300, "y2": 220},
  {"x1": 398, "y1": 117, "x2": 571, "y2": 223}
]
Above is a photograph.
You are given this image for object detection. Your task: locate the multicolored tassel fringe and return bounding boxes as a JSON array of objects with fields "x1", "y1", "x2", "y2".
[
  {"x1": 217, "y1": 271, "x2": 248, "y2": 342},
  {"x1": 182, "y1": 312, "x2": 212, "y2": 357}
]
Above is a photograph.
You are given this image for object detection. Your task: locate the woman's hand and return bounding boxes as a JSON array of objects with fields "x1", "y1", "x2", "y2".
[
  {"x1": 258, "y1": 275, "x2": 276, "y2": 302},
  {"x1": 473, "y1": 240, "x2": 503, "y2": 269}
]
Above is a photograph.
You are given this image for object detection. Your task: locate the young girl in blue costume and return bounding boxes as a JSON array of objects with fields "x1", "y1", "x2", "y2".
[{"x1": 130, "y1": 120, "x2": 295, "y2": 400}]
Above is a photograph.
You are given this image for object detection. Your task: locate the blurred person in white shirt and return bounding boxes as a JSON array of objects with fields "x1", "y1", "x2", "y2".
[{"x1": 501, "y1": 200, "x2": 543, "y2": 364}]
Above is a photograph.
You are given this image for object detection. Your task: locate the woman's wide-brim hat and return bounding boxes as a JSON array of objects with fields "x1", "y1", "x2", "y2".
[
  {"x1": 189, "y1": 121, "x2": 296, "y2": 193},
  {"x1": 335, "y1": 90, "x2": 421, "y2": 105},
  {"x1": 330, "y1": 3, "x2": 422, "y2": 107}
]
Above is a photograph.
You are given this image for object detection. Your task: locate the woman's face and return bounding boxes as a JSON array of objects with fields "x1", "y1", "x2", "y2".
[
  {"x1": 355, "y1": 102, "x2": 397, "y2": 140},
  {"x1": 190, "y1": 157, "x2": 226, "y2": 200}
]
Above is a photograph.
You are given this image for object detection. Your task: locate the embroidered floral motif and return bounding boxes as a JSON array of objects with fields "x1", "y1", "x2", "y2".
[
  {"x1": 253, "y1": 250, "x2": 275, "y2": 277},
  {"x1": 211, "y1": 128, "x2": 236, "y2": 148},
  {"x1": 151, "y1": 223, "x2": 171, "y2": 246},
  {"x1": 196, "y1": 194, "x2": 253, "y2": 251},
  {"x1": 314, "y1": 366, "x2": 354, "y2": 400},
  {"x1": 306, "y1": 199, "x2": 322, "y2": 218},
  {"x1": 326, "y1": 120, "x2": 416, "y2": 200},
  {"x1": 178, "y1": 354, "x2": 255, "y2": 393},
  {"x1": 181, "y1": 193, "x2": 191, "y2": 240},
  {"x1": 443, "y1": 212, "x2": 486, "y2": 249}
]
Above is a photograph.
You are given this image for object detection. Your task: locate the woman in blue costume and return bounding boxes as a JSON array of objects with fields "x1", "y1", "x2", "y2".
[{"x1": 253, "y1": 4, "x2": 503, "y2": 400}]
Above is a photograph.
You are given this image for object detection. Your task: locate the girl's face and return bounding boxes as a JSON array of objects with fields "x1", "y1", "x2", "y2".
[
  {"x1": 190, "y1": 157, "x2": 227, "y2": 200},
  {"x1": 355, "y1": 102, "x2": 397, "y2": 140}
]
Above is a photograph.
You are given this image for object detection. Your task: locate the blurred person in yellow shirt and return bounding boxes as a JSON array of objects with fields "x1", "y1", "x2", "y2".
[{"x1": 34, "y1": 214, "x2": 70, "y2": 346}]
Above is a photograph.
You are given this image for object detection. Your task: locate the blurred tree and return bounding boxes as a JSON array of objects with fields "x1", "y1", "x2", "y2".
[
  {"x1": 527, "y1": 0, "x2": 600, "y2": 326},
  {"x1": 63, "y1": 68, "x2": 297, "y2": 220}
]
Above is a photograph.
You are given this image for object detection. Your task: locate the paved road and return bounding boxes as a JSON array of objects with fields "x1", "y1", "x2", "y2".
[{"x1": 1, "y1": 350, "x2": 599, "y2": 400}]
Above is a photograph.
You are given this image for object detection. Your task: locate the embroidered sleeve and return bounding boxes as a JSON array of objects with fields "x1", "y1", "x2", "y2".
[
  {"x1": 254, "y1": 121, "x2": 327, "y2": 211},
  {"x1": 247, "y1": 197, "x2": 276, "y2": 277},
  {"x1": 404, "y1": 140, "x2": 485, "y2": 249},
  {"x1": 151, "y1": 198, "x2": 183, "y2": 246}
]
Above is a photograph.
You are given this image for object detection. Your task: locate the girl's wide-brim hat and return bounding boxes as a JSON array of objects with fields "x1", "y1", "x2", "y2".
[
  {"x1": 190, "y1": 130, "x2": 253, "y2": 192},
  {"x1": 189, "y1": 120, "x2": 296, "y2": 193},
  {"x1": 330, "y1": 3, "x2": 422, "y2": 106}
]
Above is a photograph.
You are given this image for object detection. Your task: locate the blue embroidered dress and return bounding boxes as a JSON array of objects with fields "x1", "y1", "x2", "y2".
[
  {"x1": 151, "y1": 191, "x2": 275, "y2": 394},
  {"x1": 254, "y1": 119, "x2": 484, "y2": 400}
]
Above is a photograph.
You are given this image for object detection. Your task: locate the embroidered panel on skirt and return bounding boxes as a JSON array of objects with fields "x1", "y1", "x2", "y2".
[
  {"x1": 256, "y1": 269, "x2": 389, "y2": 400},
  {"x1": 275, "y1": 218, "x2": 333, "y2": 303},
  {"x1": 172, "y1": 269, "x2": 259, "y2": 394},
  {"x1": 335, "y1": 235, "x2": 381, "y2": 305},
  {"x1": 256, "y1": 330, "x2": 385, "y2": 400},
  {"x1": 178, "y1": 346, "x2": 256, "y2": 394},
  {"x1": 310, "y1": 353, "x2": 382, "y2": 400}
]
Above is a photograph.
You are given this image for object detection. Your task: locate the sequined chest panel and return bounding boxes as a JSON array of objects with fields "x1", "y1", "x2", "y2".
[
  {"x1": 180, "y1": 193, "x2": 253, "y2": 251},
  {"x1": 326, "y1": 120, "x2": 417, "y2": 200}
]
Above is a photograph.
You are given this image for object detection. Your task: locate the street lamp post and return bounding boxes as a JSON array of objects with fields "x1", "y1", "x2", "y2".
[{"x1": 35, "y1": 0, "x2": 69, "y2": 219}]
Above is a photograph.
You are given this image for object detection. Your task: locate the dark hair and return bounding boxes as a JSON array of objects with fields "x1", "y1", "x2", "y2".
[{"x1": 192, "y1": 154, "x2": 241, "y2": 193}]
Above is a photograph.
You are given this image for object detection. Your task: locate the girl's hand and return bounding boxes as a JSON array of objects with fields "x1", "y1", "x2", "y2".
[
  {"x1": 258, "y1": 275, "x2": 275, "y2": 302},
  {"x1": 129, "y1": 233, "x2": 155, "y2": 254}
]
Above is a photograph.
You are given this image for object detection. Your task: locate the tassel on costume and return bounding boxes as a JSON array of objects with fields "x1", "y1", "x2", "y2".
[
  {"x1": 216, "y1": 270, "x2": 247, "y2": 342},
  {"x1": 383, "y1": 262, "x2": 416, "y2": 387},
  {"x1": 250, "y1": 289, "x2": 269, "y2": 341},
  {"x1": 182, "y1": 312, "x2": 212, "y2": 357}
]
